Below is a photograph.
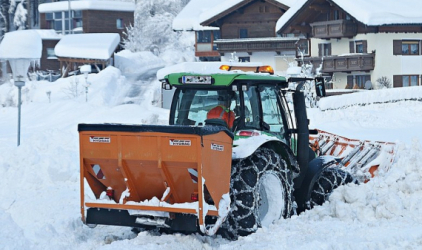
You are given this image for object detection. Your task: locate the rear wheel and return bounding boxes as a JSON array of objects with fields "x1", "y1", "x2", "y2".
[
  {"x1": 218, "y1": 147, "x2": 294, "y2": 240},
  {"x1": 309, "y1": 167, "x2": 355, "y2": 208}
]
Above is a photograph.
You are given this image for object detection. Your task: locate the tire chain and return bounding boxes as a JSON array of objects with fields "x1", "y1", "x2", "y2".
[
  {"x1": 219, "y1": 147, "x2": 294, "y2": 239},
  {"x1": 309, "y1": 167, "x2": 355, "y2": 208}
]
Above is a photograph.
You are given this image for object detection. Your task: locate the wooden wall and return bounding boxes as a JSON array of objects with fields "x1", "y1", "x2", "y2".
[
  {"x1": 82, "y1": 10, "x2": 133, "y2": 40},
  {"x1": 40, "y1": 40, "x2": 60, "y2": 71},
  {"x1": 220, "y1": 1, "x2": 285, "y2": 39}
]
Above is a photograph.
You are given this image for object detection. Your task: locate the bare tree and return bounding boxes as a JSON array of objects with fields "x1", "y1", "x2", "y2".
[{"x1": 376, "y1": 76, "x2": 391, "y2": 89}]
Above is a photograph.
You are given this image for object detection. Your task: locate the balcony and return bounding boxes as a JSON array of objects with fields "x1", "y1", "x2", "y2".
[
  {"x1": 300, "y1": 53, "x2": 375, "y2": 73},
  {"x1": 310, "y1": 19, "x2": 357, "y2": 39},
  {"x1": 214, "y1": 38, "x2": 299, "y2": 55}
]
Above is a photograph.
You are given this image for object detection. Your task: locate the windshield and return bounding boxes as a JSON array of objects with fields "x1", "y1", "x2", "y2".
[{"x1": 171, "y1": 88, "x2": 238, "y2": 127}]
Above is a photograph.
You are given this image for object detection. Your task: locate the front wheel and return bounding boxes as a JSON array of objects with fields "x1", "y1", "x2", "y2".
[
  {"x1": 309, "y1": 167, "x2": 355, "y2": 208},
  {"x1": 218, "y1": 148, "x2": 294, "y2": 240}
]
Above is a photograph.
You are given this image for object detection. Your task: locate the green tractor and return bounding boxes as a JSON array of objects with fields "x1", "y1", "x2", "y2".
[
  {"x1": 161, "y1": 66, "x2": 354, "y2": 239},
  {"x1": 78, "y1": 65, "x2": 354, "y2": 240}
]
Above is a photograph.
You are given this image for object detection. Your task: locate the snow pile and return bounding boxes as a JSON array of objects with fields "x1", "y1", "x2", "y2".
[
  {"x1": 310, "y1": 139, "x2": 422, "y2": 222},
  {"x1": 0, "y1": 66, "x2": 129, "y2": 108},
  {"x1": 115, "y1": 50, "x2": 165, "y2": 79},
  {"x1": 319, "y1": 86, "x2": 422, "y2": 111}
]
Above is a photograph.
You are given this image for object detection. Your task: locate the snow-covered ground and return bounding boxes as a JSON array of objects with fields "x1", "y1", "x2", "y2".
[{"x1": 1, "y1": 63, "x2": 422, "y2": 249}]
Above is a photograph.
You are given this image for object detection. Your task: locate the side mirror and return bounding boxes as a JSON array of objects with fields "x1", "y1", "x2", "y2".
[{"x1": 314, "y1": 77, "x2": 326, "y2": 97}]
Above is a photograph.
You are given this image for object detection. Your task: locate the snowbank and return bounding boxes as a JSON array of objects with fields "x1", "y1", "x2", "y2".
[{"x1": 319, "y1": 86, "x2": 422, "y2": 111}]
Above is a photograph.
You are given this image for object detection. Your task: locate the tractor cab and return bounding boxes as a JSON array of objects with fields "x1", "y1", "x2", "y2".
[{"x1": 163, "y1": 69, "x2": 293, "y2": 144}]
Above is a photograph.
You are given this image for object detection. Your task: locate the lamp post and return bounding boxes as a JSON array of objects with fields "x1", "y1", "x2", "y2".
[
  {"x1": 80, "y1": 65, "x2": 91, "y2": 102},
  {"x1": 14, "y1": 80, "x2": 25, "y2": 146},
  {"x1": 0, "y1": 30, "x2": 42, "y2": 147}
]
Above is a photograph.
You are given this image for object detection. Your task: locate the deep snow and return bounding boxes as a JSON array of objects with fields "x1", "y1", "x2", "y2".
[{"x1": 1, "y1": 61, "x2": 422, "y2": 249}]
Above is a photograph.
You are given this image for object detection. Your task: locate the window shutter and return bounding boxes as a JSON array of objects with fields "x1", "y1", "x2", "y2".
[
  {"x1": 318, "y1": 44, "x2": 322, "y2": 57},
  {"x1": 393, "y1": 75, "x2": 402, "y2": 87},
  {"x1": 328, "y1": 43, "x2": 332, "y2": 56},
  {"x1": 420, "y1": 41, "x2": 422, "y2": 55},
  {"x1": 346, "y1": 75, "x2": 353, "y2": 89},
  {"x1": 349, "y1": 41, "x2": 355, "y2": 53},
  {"x1": 393, "y1": 40, "x2": 402, "y2": 55},
  {"x1": 363, "y1": 40, "x2": 368, "y2": 53}
]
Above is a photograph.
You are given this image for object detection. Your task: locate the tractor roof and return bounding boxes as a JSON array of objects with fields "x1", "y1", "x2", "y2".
[{"x1": 164, "y1": 72, "x2": 288, "y2": 87}]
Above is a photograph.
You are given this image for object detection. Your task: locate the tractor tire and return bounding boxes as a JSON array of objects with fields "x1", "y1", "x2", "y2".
[
  {"x1": 218, "y1": 147, "x2": 294, "y2": 240},
  {"x1": 309, "y1": 167, "x2": 355, "y2": 208}
]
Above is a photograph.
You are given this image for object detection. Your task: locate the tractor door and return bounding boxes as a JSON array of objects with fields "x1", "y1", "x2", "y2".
[{"x1": 258, "y1": 86, "x2": 290, "y2": 144}]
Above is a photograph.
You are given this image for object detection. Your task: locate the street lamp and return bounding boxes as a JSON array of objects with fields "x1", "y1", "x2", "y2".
[
  {"x1": 9, "y1": 60, "x2": 32, "y2": 146},
  {"x1": 0, "y1": 30, "x2": 42, "y2": 147},
  {"x1": 80, "y1": 64, "x2": 91, "y2": 102}
]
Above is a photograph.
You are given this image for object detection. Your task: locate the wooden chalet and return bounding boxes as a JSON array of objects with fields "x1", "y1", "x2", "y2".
[{"x1": 200, "y1": 0, "x2": 296, "y2": 57}]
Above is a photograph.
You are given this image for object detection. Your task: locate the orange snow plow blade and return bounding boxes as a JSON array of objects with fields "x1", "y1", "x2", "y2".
[
  {"x1": 309, "y1": 130, "x2": 396, "y2": 181},
  {"x1": 78, "y1": 124, "x2": 233, "y2": 235}
]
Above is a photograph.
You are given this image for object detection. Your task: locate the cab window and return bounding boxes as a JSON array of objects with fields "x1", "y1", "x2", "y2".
[{"x1": 259, "y1": 86, "x2": 286, "y2": 142}]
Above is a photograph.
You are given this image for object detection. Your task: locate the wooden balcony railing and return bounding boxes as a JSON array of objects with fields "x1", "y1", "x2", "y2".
[
  {"x1": 310, "y1": 19, "x2": 357, "y2": 39},
  {"x1": 299, "y1": 53, "x2": 375, "y2": 73},
  {"x1": 214, "y1": 38, "x2": 298, "y2": 55}
]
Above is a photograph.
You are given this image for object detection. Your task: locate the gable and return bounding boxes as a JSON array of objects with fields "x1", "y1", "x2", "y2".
[{"x1": 201, "y1": 0, "x2": 290, "y2": 27}]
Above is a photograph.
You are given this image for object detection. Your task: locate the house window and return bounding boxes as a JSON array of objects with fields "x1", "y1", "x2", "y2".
[
  {"x1": 402, "y1": 75, "x2": 419, "y2": 87},
  {"x1": 355, "y1": 75, "x2": 370, "y2": 88},
  {"x1": 197, "y1": 31, "x2": 211, "y2": 43},
  {"x1": 318, "y1": 43, "x2": 331, "y2": 56},
  {"x1": 394, "y1": 40, "x2": 421, "y2": 55},
  {"x1": 46, "y1": 48, "x2": 57, "y2": 59},
  {"x1": 347, "y1": 75, "x2": 370, "y2": 89},
  {"x1": 296, "y1": 39, "x2": 310, "y2": 57},
  {"x1": 333, "y1": 10, "x2": 340, "y2": 20},
  {"x1": 239, "y1": 29, "x2": 248, "y2": 38},
  {"x1": 356, "y1": 41, "x2": 364, "y2": 53},
  {"x1": 212, "y1": 30, "x2": 220, "y2": 51},
  {"x1": 45, "y1": 11, "x2": 77, "y2": 34},
  {"x1": 350, "y1": 40, "x2": 367, "y2": 53},
  {"x1": 73, "y1": 10, "x2": 82, "y2": 18},
  {"x1": 402, "y1": 41, "x2": 419, "y2": 55},
  {"x1": 238, "y1": 57, "x2": 250, "y2": 62},
  {"x1": 46, "y1": 13, "x2": 53, "y2": 20},
  {"x1": 116, "y1": 19, "x2": 123, "y2": 29}
]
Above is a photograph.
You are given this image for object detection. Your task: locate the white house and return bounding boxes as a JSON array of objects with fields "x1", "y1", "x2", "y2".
[{"x1": 276, "y1": 0, "x2": 422, "y2": 89}]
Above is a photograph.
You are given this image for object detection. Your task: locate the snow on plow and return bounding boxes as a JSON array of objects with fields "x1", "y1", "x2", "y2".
[
  {"x1": 79, "y1": 124, "x2": 233, "y2": 235},
  {"x1": 309, "y1": 130, "x2": 396, "y2": 182}
]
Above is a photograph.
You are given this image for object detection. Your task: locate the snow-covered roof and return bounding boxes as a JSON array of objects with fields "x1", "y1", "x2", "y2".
[
  {"x1": 54, "y1": 33, "x2": 120, "y2": 60},
  {"x1": 200, "y1": 0, "x2": 297, "y2": 25},
  {"x1": 172, "y1": 0, "x2": 220, "y2": 31},
  {"x1": 32, "y1": 29, "x2": 62, "y2": 40},
  {"x1": 0, "y1": 30, "x2": 42, "y2": 59},
  {"x1": 276, "y1": 0, "x2": 422, "y2": 32},
  {"x1": 38, "y1": 0, "x2": 135, "y2": 13}
]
